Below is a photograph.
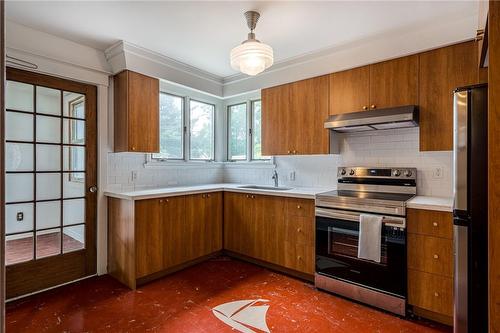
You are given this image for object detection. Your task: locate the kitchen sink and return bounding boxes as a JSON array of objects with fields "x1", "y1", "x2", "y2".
[{"x1": 237, "y1": 185, "x2": 293, "y2": 191}]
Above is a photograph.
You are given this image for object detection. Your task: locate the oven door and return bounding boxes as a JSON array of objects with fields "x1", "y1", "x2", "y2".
[{"x1": 315, "y1": 208, "x2": 406, "y2": 297}]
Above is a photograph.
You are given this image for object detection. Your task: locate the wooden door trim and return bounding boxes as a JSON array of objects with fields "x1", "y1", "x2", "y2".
[
  {"x1": 1, "y1": 1, "x2": 5, "y2": 330},
  {"x1": 5, "y1": 68, "x2": 97, "y2": 299}
]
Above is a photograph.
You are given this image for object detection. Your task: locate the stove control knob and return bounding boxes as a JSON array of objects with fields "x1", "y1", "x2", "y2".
[
  {"x1": 393, "y1": 169, "x2": 401, "y2": 177},
  {"x1": 340, "y1": 168, "x2": 346, "y2": 176},
  {"x1": 349, "y1": 169, "x2": 355, "y2": 176},
  {"x1": 405, "y1": 170, "x2": 413, "y2": 177}
]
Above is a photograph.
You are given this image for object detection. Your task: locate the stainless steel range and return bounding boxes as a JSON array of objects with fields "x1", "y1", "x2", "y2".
[{"x1": 315, "y1": 167, "x2": 417, "y2": 316}]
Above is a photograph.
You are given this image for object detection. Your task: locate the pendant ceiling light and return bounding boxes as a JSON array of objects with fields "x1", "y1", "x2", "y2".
[{"x1": 230, "y1": 11, "x2": 273, "y2": 76}]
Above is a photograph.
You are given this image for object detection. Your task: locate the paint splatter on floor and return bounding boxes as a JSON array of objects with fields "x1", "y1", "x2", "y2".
[{"x1": 6, "y1": 257, "x2": 451, "y2": 332}]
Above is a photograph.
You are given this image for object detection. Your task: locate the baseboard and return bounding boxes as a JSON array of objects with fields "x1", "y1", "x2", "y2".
[
  {"x1": 136, "y1": 251, "x2": 223, "y2": 286},
  {"x1": 410, "y1": 305, "x2": 454, "y2": 326},
  {"x1": 223, "y1": 250, "x2": 314, "y2": 282}
]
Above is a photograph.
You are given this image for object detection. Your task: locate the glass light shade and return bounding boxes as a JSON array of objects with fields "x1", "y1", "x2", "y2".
[{"x1": 230, "y1": 41, "x2": 273, "y2": 76}]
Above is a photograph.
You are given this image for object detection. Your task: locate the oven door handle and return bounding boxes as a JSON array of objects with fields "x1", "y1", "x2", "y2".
[{"x1": 315, "y1": 207, "x2": 406, "y2": 228}]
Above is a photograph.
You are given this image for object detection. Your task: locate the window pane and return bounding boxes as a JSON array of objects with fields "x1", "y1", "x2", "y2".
[
  {"x1": 190, "y1": 100, "x2": 214, "y2": 160},
  {"x1": 155, "y1": 93, "x2": 184, "y2": 159},
  {"x1": 252, "y1": 100, "x2": 268, "y2": 160},
  {"x1": 229, "y1": 104, "x2": 247, "y2": 160}
]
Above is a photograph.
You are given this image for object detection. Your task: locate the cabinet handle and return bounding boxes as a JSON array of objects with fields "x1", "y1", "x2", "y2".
[
  {"x1": 433, "y1": 222, "x2": 438, "y2": 227},
  {"x1": 251, "y1": 195, "x2": 255, "y2": 199},
  {"x1": 433, "y1": 254, "x2": 439, "y2": 259},
  {"x1": 434, "y1": 292, "x2": 440, "y2": 297},
  {"x1": 202, "y1": 194, "x2": 206, "y2": 198},
  {"x1": 131, "y1": 146, "x2": 136, "y2": 151},
  {"x1": 297, "y1": 205, "x2": 302, "y2": 209},
  {"x1": 371, "y1": 105, "x2": 376, "y2": 109},
  {"x1": 159, "y1": 199, "x2": 163, "y2": 203},
  {"x1": 297, "y1": 228, "x2": 302, "y2": 233},
  {"x1": 246, "y1": 194, "x2": 250, "y2": 198},
  {"x1": 287, "y1": 150, "x2": 291, "y2": 154},
  {"x1": 166, "y1": 199, "x2": 169, "y2": 203},
  {"x1": 297, "y1": 256, "x2": 302, "y2": 260},
  {"x1": 207, "y1": 194, "x2": 211, "y2": 198},
  {"x1": 362, "y1": 106, "x2": 368, "y2": 110}
]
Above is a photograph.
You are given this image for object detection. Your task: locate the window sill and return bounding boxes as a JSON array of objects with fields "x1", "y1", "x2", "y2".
[{"x1": 144, "y1": 159, "x2": 274, "y2": 169}]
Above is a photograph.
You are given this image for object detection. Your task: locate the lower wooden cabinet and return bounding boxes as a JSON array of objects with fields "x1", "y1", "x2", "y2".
[
  {"x1": 407, "y1": 208, "x2": 454, "y2": 324},
  {"x1": 224, "y1": 192, "x2": 315, "y2": 276},
  {"x1": 108, "y1": 192, "x2": 222, "y2": 288}
]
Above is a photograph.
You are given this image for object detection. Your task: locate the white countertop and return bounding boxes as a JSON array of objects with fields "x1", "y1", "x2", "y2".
[
  {"x1": 104, "y1": 183, "x2": 332, "y2": 201},
  {"x1": 406, "y1": 196, "x2": 454, "y2": 212}
]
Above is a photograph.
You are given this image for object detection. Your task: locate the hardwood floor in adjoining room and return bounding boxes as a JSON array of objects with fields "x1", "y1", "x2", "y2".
[{"x1": 5, "y1": 257, "x2": 451, "y2": 333}]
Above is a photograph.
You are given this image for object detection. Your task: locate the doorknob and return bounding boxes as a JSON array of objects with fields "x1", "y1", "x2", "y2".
[{"x1": 89, "y1": 186, "x2": 98, "y2": 193}]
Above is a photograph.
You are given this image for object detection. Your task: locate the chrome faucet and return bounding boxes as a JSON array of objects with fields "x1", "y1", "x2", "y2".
[{"x1": 272, "y1": 170, "x2": 278, "y2": 187}]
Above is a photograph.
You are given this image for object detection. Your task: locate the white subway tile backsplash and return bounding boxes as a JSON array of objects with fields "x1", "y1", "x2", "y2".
[{"x1": 106, "y1": 128, "x2": 452, "y2": 198}]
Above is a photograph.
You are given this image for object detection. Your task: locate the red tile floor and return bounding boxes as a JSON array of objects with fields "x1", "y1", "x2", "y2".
[
  {"x1": 6, "y1": 257, "x2": 451, "y2": 333},
  {"x1": 6, "y1": 232, "x2": 83, "y2": 265}
]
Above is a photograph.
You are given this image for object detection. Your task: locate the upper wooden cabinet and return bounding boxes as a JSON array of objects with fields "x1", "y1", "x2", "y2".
[
  {"x1": 262, "y1": 75, "x2": 329, "y2": 156},
  {"x1": 114, "y1": 70, "x2": 159, "y2": 153},
  {"x1": 369, "y1": 55, "x2": 419, "y2": 109},
  {"x1": 329, "y1": 66, "x2": 370, "y2": 114},
  {"x1": 419, "y1": 41, "x2": 478, "y2": 151}
]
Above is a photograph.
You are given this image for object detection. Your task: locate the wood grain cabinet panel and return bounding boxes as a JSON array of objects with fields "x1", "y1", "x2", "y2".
[
  {"x1": 407, "y1": 234, "x2": 453, "y2": 277},
  {"x1": 114, "y1": 70, "x2": 159, "y2": 153},
  {"x1": 419, "y1": 41, "x2": 479, "y2": 151},
  {"x1": 369, "y1": 55, "x2": 419, "y2": 109},
  {"x1": 261, "y1": 76, "x2": 329, "y2": 156},
  {"x1": 135, "y1": 199, "x2": 164, "y2": 278},
  {"x1": 261, "y1": 84, "x2": 290, "y2": 156},
  {"x1": 329, "y1": 66, "x2": 370, "y2": 114},
  {"x1": 407, "y1": 209, "x2": 453, "y2": 239},
  {"x1": 161, "y1": 196, "x2": 186, "y2": 268},
  {"x1": 408, "y1": 270, "x2": 453, "y2": 317}
]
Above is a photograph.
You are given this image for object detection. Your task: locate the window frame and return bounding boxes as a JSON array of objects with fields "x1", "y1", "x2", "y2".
[
  {"x1": 227, "y1": 102, "x2": 248, "y2": 162},
  {"x1": 226, "y1": 98, "x2": 268, "y2": 162},
  {"x1": 153, "y1": 92, "x2": 186, "y2": 161},
  {"x1": 188, "y1": 98, "x2": 216, "y2": 162}
]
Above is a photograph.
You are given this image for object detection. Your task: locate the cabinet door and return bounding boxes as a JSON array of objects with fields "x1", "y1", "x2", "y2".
[
  {"x1": 114, "y1": 70, "x2": 159, "y2": 153},
  {"x1": 369, "y1": 55, "x2": 419, "y2": 109},
  {"x1": 135, "y1": 199, "x2": 163, "y2": 278},
  {"x1": 256, "y1": 195, "x2": 285, "y2": 264},
  {"x1": 205, "y1": 192, "x2": 223, "y2": 253},
  {"x1": 419, "y1": 41, "x2": 478, "y2": 151},
  {"x1": 261, "y1": 84, "x2": 290, "y2": 156},
  {"x1": 162, "y1": 196, "x2": 186, "y2": 269},
  {"x1": 329, "y1": 66, "x2": 370, "y2": 115},
  {"x1": 223, "y1": 192, "x2": 247, "y2": 254},
  {"x1": 289, "y1": 76, "x2": 330, "y2": 155},
  {"x1": 408, "y1": 270, "x2": 453, "y2": 317}
]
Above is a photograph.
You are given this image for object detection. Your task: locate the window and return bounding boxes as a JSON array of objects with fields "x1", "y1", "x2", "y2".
[
  {"x1": 226, "y1": 99, "x2": 268, "y2": 161},
  {"x1": 228, "y1": 103, "x2": 247, "y2": 161},
  {"x1": 68, "y1": 96, "x2": 85, "y2": 182},
  {"x1": 154, "y1": 93, "x2": 184, "y2": 160},
  {"x1": 251, "y1": 100, "x2": 268, "y2": 160},
  {"x1": 189, "y1": 100, "x2": 215, "y2": 160}
]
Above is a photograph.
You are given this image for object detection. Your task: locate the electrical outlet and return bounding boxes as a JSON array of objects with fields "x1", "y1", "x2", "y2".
[
  {"x1": 289, "y1": 171, "x2": 296, "y2": 181},
  {"x1": 131, "y1": 171, "x2": 138, "y2": 182},
  {"x1": 433, "y1": 167, "x2": 443, "y2": 179}
]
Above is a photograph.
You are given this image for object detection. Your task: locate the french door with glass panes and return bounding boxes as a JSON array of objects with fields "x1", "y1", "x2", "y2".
[{"x1": 4, "y1": 68, "x2": 97, "y2": 299}]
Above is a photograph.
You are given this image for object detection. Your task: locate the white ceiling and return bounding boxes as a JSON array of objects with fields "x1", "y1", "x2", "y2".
[{"x1": 6, "y1": 1, "x2": 478, "y2": 78}]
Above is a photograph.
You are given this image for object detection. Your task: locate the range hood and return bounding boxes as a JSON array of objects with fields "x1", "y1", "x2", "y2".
[{"x1": 324, "y1": 105, "x2": 419, "y2": 133}]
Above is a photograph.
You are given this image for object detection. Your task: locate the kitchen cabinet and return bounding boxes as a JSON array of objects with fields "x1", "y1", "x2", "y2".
[
  {"x1": 185, "y1": 192, "x2": 223, "y2": 261},
  {"x1": 478, "y1": 0, "x2": 489, "y2": 68},
  {"x1": 369, "y1": 55, "x2": 419, "y2": 110},
  {"x1": 329, "y1": 66, "x2": 370, "y2": 114},
  {"x1": 419, "y1": 41, "x2": 479, "y2": 151},
  {"x1": 108, "y1": 192, "x2": 222, "y2": 289},
  {"x1": 407, "y1": 208, "x2": 454, "y2": 325},
  {"x1": 262, "y1": 76, "x2": 329, "y2": 156},
  {"x1": 224, "y1": 192, "x2": 315, "y2": 276},
  {"x1": 114, "y1": 70, "x2": 159, "y2": 153}
]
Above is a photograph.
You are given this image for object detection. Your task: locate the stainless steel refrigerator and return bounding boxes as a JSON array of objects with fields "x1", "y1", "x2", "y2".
[{"x1": 453, "y1": 84, "x2": 488, "y2": 333}]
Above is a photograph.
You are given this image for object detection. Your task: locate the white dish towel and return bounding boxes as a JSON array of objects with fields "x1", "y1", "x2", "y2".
[{"x1": 357, "y1": 214, "x2": 383, "y2": 263}]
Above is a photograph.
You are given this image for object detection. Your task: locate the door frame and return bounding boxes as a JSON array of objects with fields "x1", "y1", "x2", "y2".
[{"x1": 5, "y1": 67, "x2": 97, "y2": 299}]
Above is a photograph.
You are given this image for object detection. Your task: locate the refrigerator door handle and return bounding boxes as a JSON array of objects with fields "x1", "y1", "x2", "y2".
[{"x1": 453, "y1": 91, "x2": 468, "y2": 212}]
